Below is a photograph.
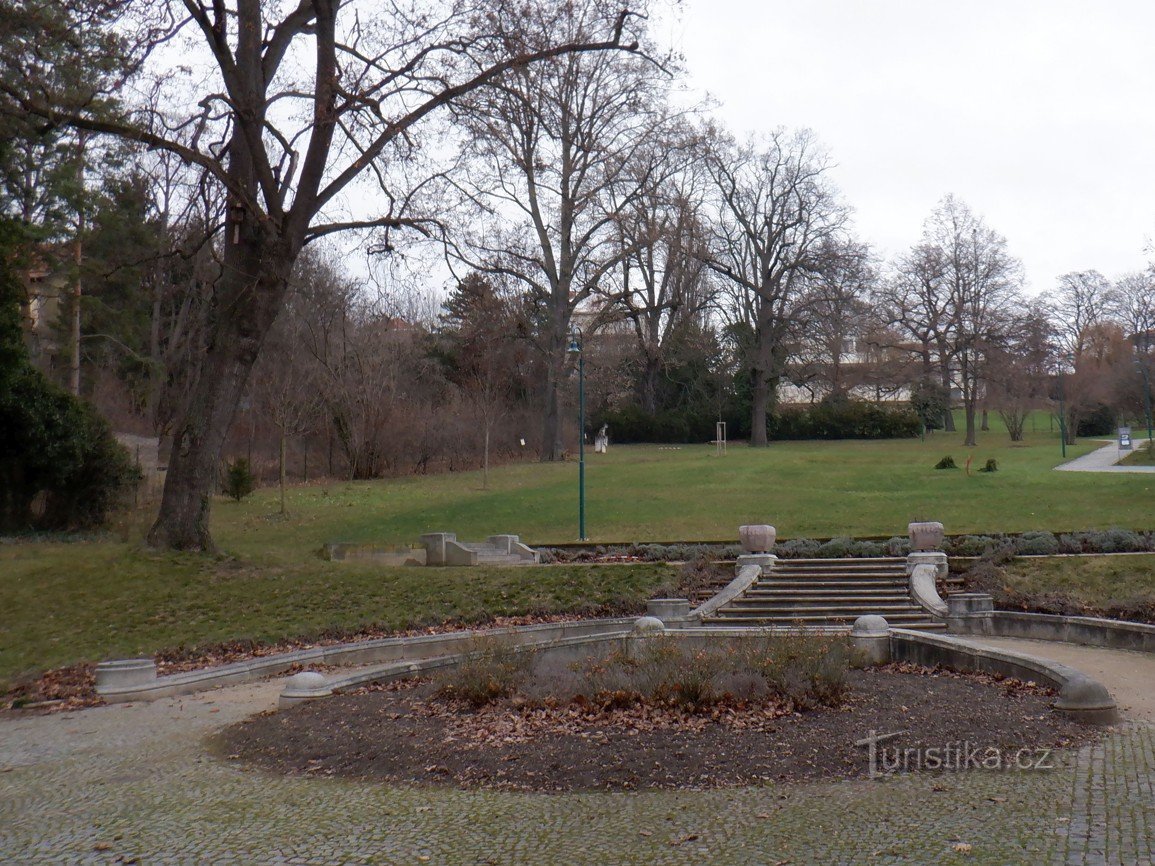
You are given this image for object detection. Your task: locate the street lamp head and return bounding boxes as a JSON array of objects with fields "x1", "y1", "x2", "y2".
[{"x1": 567, "y1": 331, "x2": 581, "y2": 354}]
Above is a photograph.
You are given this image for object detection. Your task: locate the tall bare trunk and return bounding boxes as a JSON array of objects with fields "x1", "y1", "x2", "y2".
[
  {"x1": 483, "y1": 425, "x2": 490, "y2": 489},
  {"x1": 750, "y1": 366, "x2": 769, "y2": 447},
  {"x1": 147, "y1": 230, "x2": 293, "y2": 550},
  {"x1": 279, "y1": 430, "x2": 287, "y2": 515},
  {"x1": 68, "y1": 134, "x2": 86, "y2": 396},
  {"x1": 540, "y1": 327, "x2": 567, "y2": 461}
]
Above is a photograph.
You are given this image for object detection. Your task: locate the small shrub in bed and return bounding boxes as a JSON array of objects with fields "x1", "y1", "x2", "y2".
[
  {"x1": 776, "y1": 537, "x2": 821, "y2": 559},
  {"x1": 434, "y1": 638, "x2": 531, "y2": 707},
  {"x1": 934, "y1": 455, "x2": 957, "y2": 469},
  {"x1": 818, "y1": 536, "x2": 853, "y2": 558},
  {"x1": 1013, "y1": 531, "x2": 1060, "y2": 556}
]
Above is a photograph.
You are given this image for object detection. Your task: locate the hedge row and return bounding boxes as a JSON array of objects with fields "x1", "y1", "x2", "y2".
[
  {"x1": 767, "y1": 401, "x2": 921, "y2": 441},
  {"x1": 538, "y1": 528, "x2": 1155, "y2": 563}
]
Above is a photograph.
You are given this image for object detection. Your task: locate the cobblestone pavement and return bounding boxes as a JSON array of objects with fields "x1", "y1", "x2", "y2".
[{"x1": 3, "y1": 674, "x2": 1154, "y2": 864}]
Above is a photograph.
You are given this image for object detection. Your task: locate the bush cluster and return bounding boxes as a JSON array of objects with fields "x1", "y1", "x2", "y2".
[
  {"x1": 0, "y1": 224, "x2": 138, "y2": 532},
  {"x1": 591, "y1": 405, "x2": 722, "y2": 444},
  {"x1": 943, "y1": 528, "x2": 1155, "y2": 557},
  {"x1": 1076, "y1": 404, "x2": 1116, "y2": 437},
  {"x1": 768, "y1": 401, "x2": 921, "y2": 441},
  {"x1": 539, "y1": 528, "x2": 1155, "y2": 566},
  {"x1": 434, "y1": 634, "x2": 851, "y2": 712},
  {"x1": 223, "y1": 458, "x2": 256, "y2": 501},
  {"x1": 433, "y1": 639, "x2": 532, "y2": 707}
]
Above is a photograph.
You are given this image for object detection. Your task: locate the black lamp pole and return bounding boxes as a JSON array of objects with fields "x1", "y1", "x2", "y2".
[{"x1": 568, "y1": 329, "x2": 586, "y2": 541}]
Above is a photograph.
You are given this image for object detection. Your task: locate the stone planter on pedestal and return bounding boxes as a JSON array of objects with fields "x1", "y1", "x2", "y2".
[
  {"x1": 908, "y1": 521, "x2": 944, "y2": 552},
  {"x1": 739, "y1": 524, "x2": 776, "y2": 554}
]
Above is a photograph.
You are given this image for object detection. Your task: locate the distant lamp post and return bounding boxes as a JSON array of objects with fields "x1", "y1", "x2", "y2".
[
  {"x1": 1136, "y1": 358, "x2": 1153, "y2": 444},
  {"x1": 567, "y1": 328, "x2": 586, "y2": 541},
  {"x1": 1057, "y1": 364, "x2": 1067, "y2": 459}
]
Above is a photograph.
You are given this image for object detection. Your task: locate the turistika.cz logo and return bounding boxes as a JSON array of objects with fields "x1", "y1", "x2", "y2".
[{"x1": 855, "y1": 729, "x2": 1058, "y2": 779}]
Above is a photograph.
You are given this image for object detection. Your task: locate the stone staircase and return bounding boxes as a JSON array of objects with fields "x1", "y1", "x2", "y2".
[
  {"x1": 701, "y1": 557, "x2": 948, "y2": 630},
  {"x1": 419, "y1": 532, "x2": 539, "y2": 566},
  {"x1": 456, "y1": 541, "x2": 531, "y2": 566}
]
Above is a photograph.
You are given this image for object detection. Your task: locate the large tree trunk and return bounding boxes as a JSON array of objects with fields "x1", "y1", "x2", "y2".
[
  {"x1": 640, "y1": 351, "x2": 660, "y2": 415},
  {"x1": 540, "y1": 317, "x2": 568, "y2": 461},
  {"x1": 147, "y1": 230, "x2": 293, "y2": 551},
  {"x1": 750, "y1": 365, "x2": 769, "y2": 446}
]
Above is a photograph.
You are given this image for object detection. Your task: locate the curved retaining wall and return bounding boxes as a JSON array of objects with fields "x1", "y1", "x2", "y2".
[
  {"x1": 950, "y1": 609, "x2": 1155, "y2": 654},
  {"x1": 890, "y1": 628, "x2": 1118, "y2": 725},
  {"x1": 95, "y1": 618, "x2": 635, "y2": 703}
]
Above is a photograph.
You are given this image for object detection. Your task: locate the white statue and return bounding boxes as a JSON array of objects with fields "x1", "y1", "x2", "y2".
[{"x1": 594, "y1": 424, "x2": 609, "y2": 454}]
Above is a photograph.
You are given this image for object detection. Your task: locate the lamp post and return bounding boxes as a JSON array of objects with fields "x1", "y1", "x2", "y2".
[
  {"x1": 567, "y1": 328, "x2": 586, "y2": 541},
  {"x1": 1136, "y1": 358, "x2": 1153, "y2": 445},
  {"x1": 1057, "y1": 364, "x2": 1067, "y2": 459}
]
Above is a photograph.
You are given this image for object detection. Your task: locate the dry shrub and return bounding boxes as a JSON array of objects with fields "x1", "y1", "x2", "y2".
[{"x1": 433, "y1": 637, "x2": 531, "y2": 708}]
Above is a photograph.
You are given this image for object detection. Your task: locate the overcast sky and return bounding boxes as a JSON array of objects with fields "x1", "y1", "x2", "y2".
[{"x1": 669, "y1": 0, "x2": 1155, "y2": 295}]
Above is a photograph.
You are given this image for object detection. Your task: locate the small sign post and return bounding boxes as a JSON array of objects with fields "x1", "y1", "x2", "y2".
[{"x1": 1119, "y1": 426, "x2": 1133, "y2": 451}]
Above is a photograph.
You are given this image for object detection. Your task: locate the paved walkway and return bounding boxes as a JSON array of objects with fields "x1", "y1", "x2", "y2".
[
  {"x1": 1055, "y1": 441, "x2": 1155, "y2": 473},
  {"x1": 2, "y1": 647, "x2": 1155, "y2": 864}
]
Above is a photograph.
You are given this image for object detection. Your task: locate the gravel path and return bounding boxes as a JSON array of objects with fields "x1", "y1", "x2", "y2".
[
  {"x1": 1055, "y1": 442, "x2": 1155, "y2": 473},
  {"x1": 2, "y1": 653, "x2": 1154, "y2": 864},
  {"x1": 968, "y1": 636, "x2": 1155, "y2": 723}
]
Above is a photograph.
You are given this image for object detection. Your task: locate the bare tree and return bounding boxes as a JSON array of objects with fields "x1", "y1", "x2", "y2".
[
  {"x1": 451, "y1": 0, "x2": 668, "y2": 460},
  {"x1": 1111, "y1": 270, "x2": 1155, "y2": 352},
  {"x1": 613, "y1": 132, "x2": 715, "y2": 414},
  {"x1": 1, "y1": 0, "x2": 640, "y2": 549},
  {"x1": 986, "y1": 305, "x2": 1053, "y2": 441},
  {"x1": 876, "y1": 242, "x2": 958, "y2": 430},
  {"x1": 704, "y1": 129, "x2": 847, "y2": 445},
  {"x1": 791, "y1": 238, "x2": 875, "y2": 400},
  {"x1": 927, "y1": 196, "x2": 1022, "y2": 446},
  {"x1": 1046, "y1": 270, "x2": 1113, "y2": 359}
]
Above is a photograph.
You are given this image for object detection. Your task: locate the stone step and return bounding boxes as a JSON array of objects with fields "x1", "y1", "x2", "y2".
[
  {"x1": 757, "y1": 580, "x2": 907, "y2": 590},
  {"x1": 475, "y1": 552, "x2": 527, "y2": 565},
  {"x1": 719, "y1": 604, "x2": 927, "y2": 617},
  {"x1": 776, "y1": 563, "x2": 910, "y2": 570},
  {"x1": 745, "y1": 588, "x2": 911, "y2": 598},
  {"x1": 705, "y1": 611, "x2": 940, "y2": 626},
  {"x1": 734, "y1": 597, "x2": 918, "y2": 608},
  {"x1": 766, "y1": 570, "x2": 910, "y2": 577}
]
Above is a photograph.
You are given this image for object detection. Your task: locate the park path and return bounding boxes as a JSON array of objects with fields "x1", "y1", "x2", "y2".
[
  {"x1": 1055, "y1": 441, "x2": 1155, "y2": 473},
  {"x1": 967, "y1": 636, "x2": 1155, "y2": 723},
  {"x1": 2, "y1": 649, "x2": 1154, "y2": 864}
]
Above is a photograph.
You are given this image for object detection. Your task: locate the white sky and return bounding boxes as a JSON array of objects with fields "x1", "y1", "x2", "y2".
[{"x1": 670, "y1": 0, "x2": 1155, "y2": 294}]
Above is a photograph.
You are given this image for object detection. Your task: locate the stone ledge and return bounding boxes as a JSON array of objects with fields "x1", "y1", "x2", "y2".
[
  {"x1": 95, "y1": 617, "x2": 635, "y2": 703},
  {"x1": 890, "y1": 628, "x2": 1119, "y2": 725},
  {"x1": 689, "y1": 563, "x2": 763, "y2": 621}
]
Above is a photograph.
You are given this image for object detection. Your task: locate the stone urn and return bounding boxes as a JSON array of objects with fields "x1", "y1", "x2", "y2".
[
  {"x1": 739, "y1": 524, "x2": 776, "y2": 554},
  {"x1": 908, "y1": 521, "x2": 945, "y2": 552}
]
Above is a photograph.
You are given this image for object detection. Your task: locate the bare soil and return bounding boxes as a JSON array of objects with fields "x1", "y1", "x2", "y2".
[{"x1": 217, "y1": 665, "x2": 1097, "y2": 791}]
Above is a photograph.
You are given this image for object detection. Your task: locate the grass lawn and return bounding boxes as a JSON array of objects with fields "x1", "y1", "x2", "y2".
[
  {"x1": 1119, "y1": 441, "x2": 1155, "y2": 465},
  {"x1": 0, "y1": 551, "x2": 678, "y2": 689},
  {"x1": 991, "y1": 554, "x2": 1155, "y2": 620},
  {"x1": 7, "y1": 415, "x2": 1155, "y2": 687},
  {"x1": 209, "y1": 425, "x2": 1145, "y2": 551}
]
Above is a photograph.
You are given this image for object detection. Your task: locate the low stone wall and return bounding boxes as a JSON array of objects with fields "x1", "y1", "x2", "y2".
[
  {"x1": 952, "y1": 610, "x2": 1155, "y2": 654},
  {"x1": 890, "y1": 628, "x2": 1118, "y2": 725},
  {"x1": 323, "y1": 543, "x2": 426, "y2": 565},
  {"x1": 95, "y1": 618, "x2": 634, "y2": 703}
]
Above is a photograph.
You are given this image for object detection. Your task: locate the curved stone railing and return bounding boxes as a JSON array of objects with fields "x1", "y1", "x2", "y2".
[
  {"x1": 908, "y1": 563, "x2": 948, "y2": 618},
  {"x1": 688, "y1": 563, "x2": 763, "y2": 621},
  {"x1": 946, "y1": 604, "x2": 1155, "y2": 653},
  {"x1": 95, "y1": 617, "x2": 634, "y2": 703},
  {"x1": 890, "y1": 627, "x2": 1118, "y2": 725}
]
